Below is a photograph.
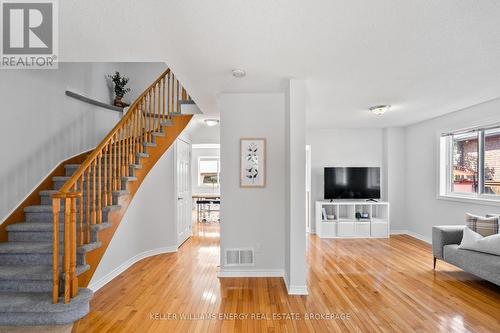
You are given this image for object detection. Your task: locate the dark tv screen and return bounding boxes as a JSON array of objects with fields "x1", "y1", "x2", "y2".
[{"x1": 324, "y1": 167, "x2": 380, "y2": 200}]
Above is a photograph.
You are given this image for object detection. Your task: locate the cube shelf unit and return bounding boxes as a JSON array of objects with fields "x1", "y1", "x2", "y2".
[{"x1": 315, "y1": 201, "x2": 390, "y2": 238}]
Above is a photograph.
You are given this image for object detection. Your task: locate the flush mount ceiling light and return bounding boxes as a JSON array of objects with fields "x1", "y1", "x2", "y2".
[
  {"x1": 232, "y1": 69, "x2": 246, "y2": 78},
  {"x1": 369, "y1": 105, "x2": 391, "y2": 115},
  {"x1": 204, "y1": 119, "x2": 220, "y2": 127}
]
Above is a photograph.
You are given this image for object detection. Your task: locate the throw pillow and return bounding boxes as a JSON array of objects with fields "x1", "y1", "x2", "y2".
[
  {"x1": 458, "y1": 227, "x2": 500, "y2": 256},
  {"x1": 465, "y1": 213, "x2": 499, "y2": 237}
]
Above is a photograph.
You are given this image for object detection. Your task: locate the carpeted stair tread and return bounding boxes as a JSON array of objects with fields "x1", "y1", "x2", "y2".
[
  {"x1": 65, "y1": 164, "x2": 142, "y2": 170},
  {"x1": 0, "y1": 241, "x2": 102, "y2": 254},
  {"x1": 40, "y1": 189, "x2": 129, "y2": 197},
  {"x1": 23, "y1": 205, "x2": 53, "y2": 213},
  {"x1": 0, "y1": 264, "x2": 90, "y2": 280},
  {"x1": 100, "y1": 152, "x2": 149, "y2": 158},
  {"x1": 24, "y1": 204, "x2": 121, "y2": 212},
  {"x1": 7, "y1": 222, "x2": 112, "y2": 232},
  {"x1": 0, "y1": 287, "x2": 92, "y2": 325},
  {"x1": 0, "y1": 287, "x2": 92, "y2": 313},
  {"x1": 52, "y1": 176, "x2": 137, "y2": 182},
  {"x1": 38, "y1": 190, "x2": 59, "y2": 196}
]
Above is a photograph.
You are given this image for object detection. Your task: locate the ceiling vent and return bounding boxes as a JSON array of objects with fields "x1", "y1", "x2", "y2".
[{"x1": 224, "y1": 248, "x2": 254, "y2": 266}]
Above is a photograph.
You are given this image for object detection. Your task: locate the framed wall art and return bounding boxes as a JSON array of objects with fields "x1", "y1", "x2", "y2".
[{"x1": 240, "y1": 138, "x2": 266, "y2": 188}]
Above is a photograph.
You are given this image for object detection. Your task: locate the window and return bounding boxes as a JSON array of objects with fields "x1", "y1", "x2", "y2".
[
  {"x1": 440, "y1": 125, "x2": 500, "y2": 201},
  {"x1": 484, "y1": 128, "x2": 500, "y2": 195},
  {"x1": 451, "y1": 133, "x2": 479, "y2": 194},
  {"x1": 198, "y1": 157, "x2": 220, "y2": 187}
]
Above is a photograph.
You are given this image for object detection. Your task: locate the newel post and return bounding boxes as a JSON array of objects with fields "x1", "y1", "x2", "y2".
[
  {"x1": 51, "y1": 195, "x2": 61, "y2": 304},
  {"x1": 69, "y1": 192, "x2": 81, "y2": 299}
]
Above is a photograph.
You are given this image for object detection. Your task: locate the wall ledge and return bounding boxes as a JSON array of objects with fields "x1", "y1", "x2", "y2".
[{"x1": 65, "y1": 90, "x2": 123, "y2": 112}]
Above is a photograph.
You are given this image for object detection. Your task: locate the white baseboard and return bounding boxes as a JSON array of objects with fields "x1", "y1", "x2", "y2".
[
  {"x1": 287, "y1": 285, "x2": 309, "y2": 295},
  {"x1": 217, "y1": 268, "x2": 285, "y2": 278},
  {"x1": 391, "y1": 230, "x2": 431, "y2": 244},
  {"x1": 88, "y1": 246, "x2": 178, "y2": 292},
  {"x1": 219, "y1": 270, "x2": 309, "y2": 295},
  {"x1": 283, "y1": 273, "x2": 309, "y2": 295},
  {"x1": 390, "y1": 229, "x2": 409, "y2": 235}
]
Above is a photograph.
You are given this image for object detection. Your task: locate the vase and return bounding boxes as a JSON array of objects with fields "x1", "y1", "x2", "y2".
[{"x1": 113, "y1": 96, "x2": 123, "y2": 107}]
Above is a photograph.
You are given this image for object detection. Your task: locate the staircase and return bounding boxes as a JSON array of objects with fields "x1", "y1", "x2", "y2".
[{"x1": 0, "y1": 69, "x2": 193, "y2": 327}]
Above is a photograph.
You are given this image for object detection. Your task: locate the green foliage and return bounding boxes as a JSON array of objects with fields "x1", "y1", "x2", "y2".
[{"x1": 108, "y1": 71, "x2": 131, "y2": 97}]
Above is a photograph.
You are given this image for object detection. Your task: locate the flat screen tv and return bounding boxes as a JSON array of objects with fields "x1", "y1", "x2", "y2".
[{"x1": 324, "y1": 167, "x2": 380, "y2": 200}]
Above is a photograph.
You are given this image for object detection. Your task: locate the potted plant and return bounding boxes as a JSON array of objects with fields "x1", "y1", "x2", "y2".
[{"x1": 108, "y1": 71, "x2": 131, "y2": 107}]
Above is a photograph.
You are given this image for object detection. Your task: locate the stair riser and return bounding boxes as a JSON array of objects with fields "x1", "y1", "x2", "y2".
[
  {"x1": 0, "y1": 303, "x2": 90, "y2": 326},
  {"x1": 65, "y1": 165, "x2": 138, "y2": 177},
  {"x1": 8, "y1": 230, "x2": 99, "y2": 243},
  {"x1": 99, "y1": 155, "x2": 149, "y2": 165},
  {"x1": 41, "y1": 195, "x2": 121, "y2": 206},
  {"x1": 0, "y1": 253, "x2": 85, "y2": 266},
  {"x1": 0, "y1": 274, "x2": 86, "y2": 293},
  {"x1": 53, "y1": 179, "x2": 128, "y2": 191},
  {"x1": 25, "y1": 210, "x2": 111, "y2": 223},
  {"x1": 98, "y1": 155, "x2": 146, "y2": 165},
  {"x1": 0, "y1": 280, "x2": 52, "y2": 293},
  {"x1": 97, "y1": 157, "x2": 142, "y2": 166}
]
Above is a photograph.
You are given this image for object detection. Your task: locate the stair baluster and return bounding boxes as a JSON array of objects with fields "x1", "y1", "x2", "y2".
[
  {"x1": 97, "y1": 153, "x2": 102, "y2": 224},
  {"x1": 79, "y1": 177, "x2": 84, "y2": 245}
]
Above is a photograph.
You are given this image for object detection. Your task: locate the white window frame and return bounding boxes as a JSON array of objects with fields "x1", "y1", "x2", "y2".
[
  {"x1": 198, "y1": 156, "x2": 220, "y2": 187},
  {"x1": 438, "y1": 124, "x2": 500, "y2": 206}
]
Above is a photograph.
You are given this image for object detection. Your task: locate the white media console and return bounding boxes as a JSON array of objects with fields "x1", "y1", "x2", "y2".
[{"x1": 315, "y1": 201, "x2": 390, "y2": 238}]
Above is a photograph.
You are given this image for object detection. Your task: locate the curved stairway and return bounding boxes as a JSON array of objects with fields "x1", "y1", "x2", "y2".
[{"x1": 0, "y1": 69, "x2": 193, "y2": 327}]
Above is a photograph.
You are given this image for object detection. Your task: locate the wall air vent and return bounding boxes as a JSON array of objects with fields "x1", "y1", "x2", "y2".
[{"x1": 224, "y1": 248, "x2": 255, "y2": 266}]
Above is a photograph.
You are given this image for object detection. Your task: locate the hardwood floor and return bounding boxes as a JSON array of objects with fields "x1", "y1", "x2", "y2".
[{"x1": 73, "y1": 223, "x2": 500, "y2": 333}]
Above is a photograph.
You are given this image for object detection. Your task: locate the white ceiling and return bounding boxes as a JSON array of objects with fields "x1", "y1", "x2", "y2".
[
  {"x1": 183, "y1": 114, "x2": 220, "y2": 145},
  {"x1": 61, "y1": 1, "x2": 500, "y2": 128}
]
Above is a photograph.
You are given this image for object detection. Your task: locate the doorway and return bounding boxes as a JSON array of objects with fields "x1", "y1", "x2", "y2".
[
  {"x1": 306, "y1": 145, "x2": 311, "y2": 233},
  {"x1": 191, "y1": 144, "x2": 221, "y2": 224},
  {"x1": 176, "y1": 138, "x2": 192, "y2": 246}
]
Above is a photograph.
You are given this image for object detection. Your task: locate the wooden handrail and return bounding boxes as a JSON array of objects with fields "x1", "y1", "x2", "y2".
[
  {"x1": 58, "y1": 69, "x2": 170, "y2": 193},
  {"x1": 51, "y1": 68, "x2": 192, "y2": 303}
]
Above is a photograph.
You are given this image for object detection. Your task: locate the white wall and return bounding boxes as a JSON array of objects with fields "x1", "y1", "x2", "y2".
[
  {"x1": 284, "y1": 80, "x2": 307, "y2": 293},
  {"x1": 405, "y1": 98, "x2": 500, "y2": 242},
  {"x1": 0, "y1": 63, "x2": 119, "y2": 222},
  {"x1": 0, "y1": 62, "x2": 167, "y2": 223},
  {"x1": 89, "y1": 145, "x2": 177, "y2": 290},
  {"x1": 219, "y1": 93, "x2": 285, "y2": 275},
  {"x1": 383, "y1": 128, "x2": 407, "y2": 231},
  {"x1": 192, "y1": 145, "x2": 220, "y2": 196},
  {"x1": 190, "y1": 124, "x2": 220, "y2": 145},
  {"x1": 306, "y1": 129, "x2": 384, "y2": 232},
  {"x1": 118, "y1": 62, "x2": 167, "y2": 104}
]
